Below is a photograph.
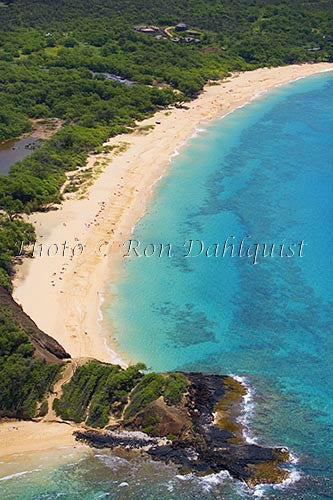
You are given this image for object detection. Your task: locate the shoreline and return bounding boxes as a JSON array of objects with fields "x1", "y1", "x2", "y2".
[
  {"x1": 0, "y1": 420, "x2": 84, "y2": 460},
  {"x1": 0, "y1": 378, "x2": 298, "y2": 491},
  {"x1": 13, "y1": 63, "x2": 333, "y2": 366}
]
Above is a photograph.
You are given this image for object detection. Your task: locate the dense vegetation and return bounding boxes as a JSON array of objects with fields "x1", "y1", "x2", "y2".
[
  {"x1": 53, "y1": 361, "x2": 188, "y2": 427},
  {"x1": 0, "y1": 1, "x2": 332, "y2": 423},
  {"x1": 124, "y1": 372, "x2": 188, "y2": 419},
  {"x1": 0, "y1": 216, "x2": 35, "y2": 289},
  {"x1": 1, "y1": 0, "x2": 333, "y2": 67},
  {"x1": 53, "y1": 361, "x2": 145, "y2": 427},
  {"x1": 0, "y1": 0, "x2": 332, "y2": 283},
  {"x1": 0, "y1": 79, "x2": 177, "y2": 214},
  {"x1": 0, "y1": 307, "x2": 61, "y2": 418}
]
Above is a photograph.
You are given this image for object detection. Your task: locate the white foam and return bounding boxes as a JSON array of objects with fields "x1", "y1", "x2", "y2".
[
  {"x1": 0, "y1": 469, "x2": 40, "y2": 482},
  {"x1": 198, "y1": 470, "x2": 231, "y2": 492},
  {"x1": 229, "y1": 374, "x2": 257, "y2": 444},
  {"x1": 289, "y1": 451, "x2": 300, "y2": 465},
  {"x1": 95, "y1": 453, "x2": 129, "y2": 469},
  {"x1": 254, "y1": 89, "x2": 268, "y2": 98},
  {"x1": 229, "y1": 375, "x2": 301, "y2": 496},
  {"x1": 166, "y1": 481, "x2": 174, "y2": 492},
  {"x1": 175, "y1": 471, "x2": 231, "y2": 492},
  {"x1": 253, "y1": 469, "x2": 301, "y2": 498},
  {"x1": 102, "y1": 337, "x2": 124, "y2": 366},
  {"x1": 97, "y1": 288, "x2": 125, "y2": 366},
  {"x1": 170, "y1": 149, "x2": 180, "y2": 158},
  {"x1": 278, "y1": 469, "x2": 302, "y2": 488},
  {"x1": 319, "y1": 68, "x2": 333, "y2": 73},
  {"x1": 190, "y1": 126, "x2": 207, "y2": 139},
  {"x1": 98, "y1": 291, "x2": 105, "y2": 317},
  {"x1": 169, "y1": 139, "x2": 191, "y2": 162},
  {"x1": 252, "y1": 484, "x2": 267, "y2": 498},
  {"x1": 274, "y1": 68, "x2": 333, "y2": 91},
  {"x1": 175, "y1": 473, "x2": 194, "y2": 481}
]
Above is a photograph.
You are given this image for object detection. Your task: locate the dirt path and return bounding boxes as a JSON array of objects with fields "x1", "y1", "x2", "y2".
[{"x1": 43, "y1": 359, "x2": 78, "y2": 422}]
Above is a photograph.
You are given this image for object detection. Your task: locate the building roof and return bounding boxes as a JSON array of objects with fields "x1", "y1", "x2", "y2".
[{"x1": 175, "y1": 23, "x2": 188, "y2": 30}]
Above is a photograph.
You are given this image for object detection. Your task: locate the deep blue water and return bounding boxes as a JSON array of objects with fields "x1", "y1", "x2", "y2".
[{"x1": 1, "y1": 72, "x2": 332, "y2": 499}]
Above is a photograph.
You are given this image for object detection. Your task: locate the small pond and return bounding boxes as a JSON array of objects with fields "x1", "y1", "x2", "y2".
[{"x1": 0, "y1": 136, "x2": 43, "y2": 175}]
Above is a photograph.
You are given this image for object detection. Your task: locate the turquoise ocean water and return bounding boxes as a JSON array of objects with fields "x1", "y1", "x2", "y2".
[{"x1": 1, "y1": 72, "x2": 333, "y2": 499}]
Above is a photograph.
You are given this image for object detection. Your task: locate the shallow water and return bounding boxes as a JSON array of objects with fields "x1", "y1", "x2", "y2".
[
  {"x1": 108, "y1": 72, "x2": 333, "y2": 498},
  {"x1": 1, "y1": 73, "x2": 332, "y2": 499}
]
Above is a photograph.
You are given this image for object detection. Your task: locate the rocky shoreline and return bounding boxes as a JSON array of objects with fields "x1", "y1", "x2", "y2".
[
  {"x1": 0, "y1": 286, "x2": 291, "y2": 488},
  {"x1": 75, "y1": 373, "x2": 290, "y2": 487}
]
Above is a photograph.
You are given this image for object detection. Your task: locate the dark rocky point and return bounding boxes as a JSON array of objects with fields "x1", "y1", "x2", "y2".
[{"x1": 75, "y1": 373, "x2": 290, "y2": 487}]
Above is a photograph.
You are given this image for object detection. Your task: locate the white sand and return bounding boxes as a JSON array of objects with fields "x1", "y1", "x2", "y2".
[
  {"x1": 0, "y1": 421, "x2": 80, "y2": 458},
  {"x1": 13, "y1": 63, "x2": 333, "y2": 365}
]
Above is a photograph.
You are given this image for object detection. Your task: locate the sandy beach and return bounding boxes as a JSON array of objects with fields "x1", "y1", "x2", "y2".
[
  {"x1": 12, "y1": 63, "x2": 333, "y2": 365},
  {"x1": 0, "y1": 421, "x2": 81, "y2": 459}
]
